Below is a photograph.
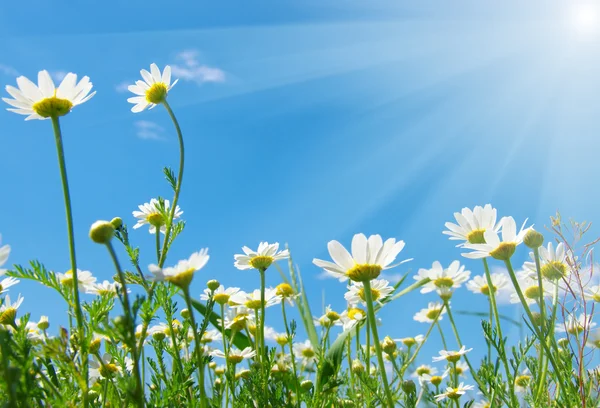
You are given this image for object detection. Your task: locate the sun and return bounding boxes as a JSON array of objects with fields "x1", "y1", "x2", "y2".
[{"x1": 569, "y1": 3, "x2": 599, "y2": 38}]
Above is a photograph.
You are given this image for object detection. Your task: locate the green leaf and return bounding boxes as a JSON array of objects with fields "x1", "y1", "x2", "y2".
[{"x1": 190, "y1": 299, "x2": 251, "y2": 350}]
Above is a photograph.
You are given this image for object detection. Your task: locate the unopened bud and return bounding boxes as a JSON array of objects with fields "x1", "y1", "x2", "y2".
[
  {"x1": 301, "y1": 380, "x2": 313, "y2": 391},
  {"x1": 382, "y1": 336, "x2": 397, "y2": 355},
  {"x1": 110, "y1": 217, "x2": 123, "y2": 230},
  {"x1": 207, "y1": 280, "x2": 220, "y2": 291},
  {"x1": 89, "y1": 221, "x2": 115, "y2": 244},
  {"x1": 351, "y1": 359, "x2": 364, "y2": 374},
  {"x1": 402, "y1": 380, "x2": 416, "y2": 394},
  {"x1": 524, "y1": 229, "x2": 544, "y2": 249},
  {"x1": 180, "y1": 309, "x2": 190, "y2": 319},
  {"x1": 37, "y1": 316, "x2": 49, "y2": 330}
]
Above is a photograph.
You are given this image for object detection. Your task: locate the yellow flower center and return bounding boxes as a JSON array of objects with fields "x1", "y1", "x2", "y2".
[
  {"x1": 228, "y1": 354, "x2": 244, "y2": 365},
  {"x1": 276, "y1": 283, "x2": 295, "y2": 298},
  {"x1": 592, "y1": 294, "x2": 600, "y2": 302},
  {"x1": 301, "y1": 348, "x2": 316, "y2": 358},
  {"x1": 213, "y1": 293, "x2": 230, "y2": 305},
  {"x1": 430, "y1": 376, "x2": 443, "y2": 386},
  {"x1": 326, "y1": 310, "x2": 340, "y2": 321},
  {"x1": 245, "y1": 299, "x2": 263, "y2": 310},
  {"x1": 249, "y1": 256, "x2": 274, "y2": 271},
  {"x1": 348, "y1": 308, "x2": 365, "y2": 321},
  {"x1": 152, "y1": 331, "x2": 166, "y2": 341},
  {"x1": 0, "y1": 308, "x2": 17, "y2": 325},
  {"x1": 416, "y1": 366, "x2": 430, "y2": 376},
  {"x1": 515, "y1": 375, "x2": 531, "y2": 387},
  {"x1": 99, "y1": 363, "x2": 120, "y2": 378},
  {"x1": 446, "y1": 389, "x2": 462, "y2": 400},
  {"x1": 454, "y1": 366, "x2": 464, "y2": 375},
  {"x1": 230, "y1": 314, "x2": 249, "y2": 331},
  {"x1": 89, "y1": 338, "x2": 102, "y2": 354},
  {"x1": 592, "y1": 340, "x2": 600, "y2": 349},
  {"x1": 426, "y1": 308, "x2": 442, "y2": 320},
  {"x1": 146, "y1": 212, "x2": 164, "y2": 227},
  {"x1": 490, "y1": 242, "x2": 516, "y2": 261},
  {"x1": 347, "y1": 263, "x2": 382, "y2": 282},
  {"x1": 145, "y1": 82, "x2": 168, "y2": 104},
  {"x1": 402, "y1": 338, "x2": 416, "y2": 347},
  {"x1": 275, "y1": 335, "x2": 289, "y2": 346},
  {"x1": 358, "y1": 287, "x2": 382, "y2": 301},
  {"x1": 467, "y1": 229, "x2": 486, "y2": 244},
  {"x1": 32, "y1": 96, "x2": 73, "y2": 118},
  {"x1": 434, "y1": 277, "x2": 455, "y2": 288},
  {"x1": 541, "y1": 261, "x2": 567, "y2": 281},
  {"x1": 480, "y1": 284, "x2": 497, "y2": 296},
  {"x1": 524, "y1": 286, "x2": 542, "y2": 300},
  {"x1": 567, "y1": 324, "x2": 585, "y2": 335},
  {"x1": 60, "y1": 270, "x2": 74, "y2": 286},
  {"x1": 165, "y1": 268, "x2": 195, "y2": 289},
  {"x1": 445, "y1": 353, "x2": 461, "y2": 363}
]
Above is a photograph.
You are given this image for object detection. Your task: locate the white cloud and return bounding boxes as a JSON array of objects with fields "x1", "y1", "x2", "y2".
[
  {"x1": 115, "y1": 81, "x2": 131, "y2": 93},
  {"x1": 134, "y1": 120, "x2": 165, "y2": 141},
  {"x1": 50, "y1": 71, "x2": 67, "y2": 82},
  {"x1": 0, "y1": 63, "x2": 19, "y2": 77},
  {"x1": 171, "y1": 49, "x2": 225, "y2": 85}
]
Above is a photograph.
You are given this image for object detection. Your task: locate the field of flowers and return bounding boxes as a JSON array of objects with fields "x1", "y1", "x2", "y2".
[{"x1": 0, "y1": 64, "x2": 599, "y2": 407}]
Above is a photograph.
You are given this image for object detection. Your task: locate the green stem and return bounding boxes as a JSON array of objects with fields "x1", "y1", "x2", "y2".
[
  {"x1": 401, "y1": 304, "x2": 444, "y2": 376},
  {"x1": 158, "y1": 100, "x2": 185, "y2": 268},
  {"x1": 183, "y1": 289, "x2": 207, "y2": 407},
  {"x1": 106, "y1": 242, "x2": 144, "y2": 407},
  {"x1": 436, "y1": 322, "x2": 448, "y2": 350},
  {"x1": 155, "y1": 230, "x2": 161, "y2": 264},
  {"x1": 51, "y1": 116, "x2": 88, "y2": 407},
  {"x1": 533, "y1": 247, "x2": 548, "y2": 403},
  {"x1": 363, "y1": 280, "x2": 394, "y2": 408},
  {"x1": 282, "y1": 302, "x2": 301, "y2": 406},
  {"x1": 366, "y1": 317, "x2": 371, "y2": 372},
  {"x1": 259, "y1": 269, "x2": 266, "y2": 363}
]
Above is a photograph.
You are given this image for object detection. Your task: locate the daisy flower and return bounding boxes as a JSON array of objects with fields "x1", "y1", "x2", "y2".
[
  {"x1": 293, "y1": 340, "x2": 317, "y2": 365},
  {"x1": 434, "y1": 383, "x2": 475, "y2": 402},
  {"x1": 132, "y1": 198, "x2": 183, "y2": 234},
  {"x1": 127, "y1": 63, "x2": 178, "y2": 112},
  {"x1": 555, "y1": 313, "x2": 596, "y2": 335},
  {"x1": 85, "y1": 280, "x2": 125, "y2": 297},
  {"x1": 222, "y1": 306, "x2": 255, "y2": 331},
  {"x1": 443, "y1": 204, "x2": 500, "y2": 246},
  {"x1": 211, "y1": 347, "x2": 256, "y2": 365},
  {"x1": 339, "y1": 306, "x2": 366, "y2": 330},
  {"x1": 585, "y1": 285, "x2": 600, "y2": 303},
  {"x1": 201, "y1": 285, "x2": 240, "y2": 305},
  {"x1": 0, "y1": 235, "x2": 11, "y2": 276},
  {"x1": 415, "y1": 261, "x2": 470, "y2": 294},
  {"x1": 413, "y1": 302, "x2": 446, "y2": 323},
  {"x1": 56, "y1": 269, "x2": 97, "y2": 292},
  {"x1": 229, "y1": 288, "x2": 281, "y2": 310},
  {"x1": 275, "y1": 282, "x2": 300, "y2": 305},
  {"x1": 264, "y1": 328, "x2": 290, "y2": 346},
  {"x1": 3, "y1": 70, "x2": 95, "y2": 120},
  {"x1": 24, "y1": 321, "x2": 46, "y2": 343},
  {"x1": 398, "y1": 334, "x2": 425, "y2": 348},
  {"x1": 313, "y1": 233, "x2": 410, "y2": 282},
  {"x1": 0, "y1": 277, "x2": 19, "y2": 295},
  {"x1": 200, "y1": 329, "x2": 222, "y2": 344},
  {"x1": 149, "y1": 248, "x2": 209, "y2": 289},
  {"x1": 344, "y1": 279, "x2": 394, "y2": 305},
  {"x1": 411, "y1": 364, "x2": 438, "y2": 379},
  {"x1": 89, "y1": 353, "x2": 121, "y2": 382},
  {"x1": 586, "y1": 328, "x2": 600, "y2": 349},
  {"x1": 466, "y1": 273, "x2": 509, "y2": 296},
  {"x1": 523, "y1": 242, "x2": 570, "y2": 281},
  {"x1": 452, "y1": 360, "x2": 470, "y2": 377},
  {"x1": 462, "y1": 217, "x2": 531, "y2": 261},
  {"x1": 473, "y1": 401, "x2": 492, "y2": 408},
  {"x1": 509, "y1": 272, "x2": 552, "y2": 305},
  {"x1": 432, "y1": 345, "x2": 472, "y2": 363},
  {"x1": 314, "y1": 305, "x2": 343, "y2": 328},
  {"x1": 514, "y1": 369, "x2": 532, "y2": 393},
  {"x1": 421, "y1": 368, "x2": 450, "y2": 387},
  {"x1": 234, "y1": 242, "x2": 289, "y2": 271}
]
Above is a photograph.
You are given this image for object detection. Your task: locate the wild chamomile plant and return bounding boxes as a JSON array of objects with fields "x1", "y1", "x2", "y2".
[{"x1": 1, "y1": 63, "x2": 600, "y2": 408}]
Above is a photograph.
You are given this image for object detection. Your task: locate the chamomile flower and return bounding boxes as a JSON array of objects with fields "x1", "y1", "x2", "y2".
[
  {"x1": 0, "y1": 277, "x2": 19, "y2": 295},
  {"x1": 233, "y1": 242, "x2": 289, "y2": 271},
  {"x1": 411, "y1": 364, "x2": 438, "y2": 379},
  {"x1": 3, "y1": 70, "x2": 95, "y2": 120},
  {"x1": 462, "y1": 217, "x2": 531, "y2": 261},
  {"x1": 264, "y1": 328, "x2": 290, "y2": 346},
  {"x1": 314, "y1": 305, "x2": 343, "y2": 328},
  {"x1": 413, "y1": 302, "x2": 446, "y2": 323},
  {"x1": 0, "y1": 236, "x2": 10, "y2": 276},
  {"x1": 398, "y1": 334, "x2": 425, "y2": 348},
  {"x1": 222, "y1": 306, "x2": 255, "y2": 331},
  {"x1": 415, "y1": 261, "x2": 470, "y2": 294},
  {"x1": 586, "y1": 328, "x2": 600, "y2": 349},
  {"x1": 509, "y1": 272, "x2": 552, "y2": 305},
  {"x1": 472, "y1": 401, "x2": 492, "y2": 408},
  {"x1": 200, "y1": 329, "x2": 222, "y2": 344},
  {"x1": 443, "y1": 204, "x2": 500, "y2": 245},
  {"x1": 432, "y1": 345, "x2": 472, "y2": 363},
  {"x1": 523, "y1": 242, "x2": 570, "y2": 281},
  {"x1": 313, "y1": 233, "x2": 410, "y2": 282},
  {"x1": 434, "y1": 383, "x2": 475, "y2": 402},
  {"x1": 56, "y1": 269, "x2": 97, "y2": 292},
  {"x1": 339, "y1": 306, "x2": 366, "y2": 330},
  {"x1": 89, "y1": 353, "x2": 121, "y2": 382},
  {"x1": 211, "y1": 347, "x2": 256, "y2": 365},
  {"x1": 344, "y1": 279, "x2": 394, "y2": 305},
  {"x1": 149, "y1": 248, "x2": 209, "y2": 289},
  {"x1": 275, "y1": 283, "x2": 300, "y2": 305},
  {"x1": 555, "y1": 313, "x2": 596, "y2": 335},
  {"x1": 466, "y1": 273, "x2": 509, "y2": 296},
  {"x1": 585, "y1": 285, "x2": 600, "y2": 303},
  {"x1": 201, "y1": 285, "x2": 240, "y2": 305},
  {"x1": 127, "y1": 64, "x2": 178, "y2": 112},
  {"x1": 452, "y1": 361, "x2": 470, "y2": 377},
  {"x1": 293, "y1": 340, "x2": 317, "y2": 365},
  {"x1": 86, "y1": 280, "x2": 126, "y2": 297},
  {"x1": 132, "y1": 198, "x2": 183, "y2": 234},
  {"x1": 229, "y1": 288, "x2": 281, "y2": 310},
  {"x1": 148, "y1": 323, "x2": 170, "y2": 341},
  {"x1": 421, "y1": 368, "x2": 450, "y2": 387},
  {"x1": 514, "y1": 369, "x2": 532, "y2": 393},
  {"x1": 24, "y1": 321, "x2": 46, "y2": 343}
]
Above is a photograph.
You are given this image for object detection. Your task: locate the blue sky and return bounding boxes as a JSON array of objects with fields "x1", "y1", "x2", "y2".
[{"x1": 2, "y1": 0, "x2": 600, "y2": 368}]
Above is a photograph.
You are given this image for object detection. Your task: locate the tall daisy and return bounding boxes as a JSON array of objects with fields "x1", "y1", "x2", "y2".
[
  {"x1": 0, "y1": 294, "x2": 24, "y2": 325},
  {"x1": 466, "y1": 273, "x2": 508, "y2": 296},
  {"x1": 413, "y1": 302, "x2": 447, "y2": 323},
  {"x1": 344, "y1": 279, "x2": 394, "y2": 306},
  {"x1": 229, "y1": 289, "x2": 282, "y2": 310},
  {"x1": 432, "y1": 345, "x2": 473, "y2": 363},
  {"x1": 149, "y1": 249, "x2": 209, "y2": 289},
  {"x1": 313, "y1": 233, "x2": 410, "y2": 282},
  {"x1": 293, "y1": 340, "x2": 317, "y2": 366},
  {"x1": 200, "y1": 285, "x2": 240, "y2": 305},
  {"x1": 0, "y1": 235, "x2": 11, "y2": 276},
  {"x1": 233, "y1": 242, "x2": 289, "y2": 271},
  {"x1": 443, "y1": 204, "x2": 500, "y2": 246},
  {"x1": 56, "y1": 269, "x2": 97, "y2": 292},
  {"x1": 339, "y1": 306, "x2": 367, "y2": 331},
  {"x1": 211, "y1": 347, "x2": 256, "y2": 365},
  {"x1": 3, "y1": 70, "x2": 95, "y2": 120},
  {"x1": 523, "y1": 242, "x2": 570, "y2": 281},
  {"x1": 127, "y1": 64, "x2": 178, "y2": 113},
  {"x1": 133, "y1": 198, "x2": 183, "y2": 234},
  {"x1": 415, "y1": 261, "x2": 470, "y2": 294},
  {"x1": 434, "y1": 383, "x2": 475, "y2": 402},
  {"x1": 0, "y1": 277, "x2": 19, "y2": 295},
  {"x1": 555, "y1": 313, "x2": 596, "y2": 336},
  {"x1": 462, "y1": 217, "x2": 531, "y2": 261}
]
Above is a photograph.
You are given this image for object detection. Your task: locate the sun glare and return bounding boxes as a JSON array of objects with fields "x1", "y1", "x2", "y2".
[{"x1": 569, "y1": 3, "x2": 599, "y2": 38}]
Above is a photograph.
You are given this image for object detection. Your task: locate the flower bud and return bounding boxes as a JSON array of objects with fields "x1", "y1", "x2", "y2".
[
  {"x1": 524, "y1": 229, "x2": 544, "y2": 249},
  {"x1": 276, "y1": 283, "x2": 295, "y2": 298},
  {"x1": 89, "y1": 337, "x2": 102, "y2": 354},
  {"x1": 207, "y1": 279, "x2": 220, "y2": 291},
  {"x1": 110, "y1": 217, "x2": 123, "y2": 230},
  {"x1": 214, "y1": 366, "x2": 226, "y2": 375},
  {"x1": 152, "y1": 331, "x2": 166, "y2": 341},
  {"x1": 89, "y1": 221, "x2": 115, "y2": 244},
  {"x1": 36, "y1": 316, "x2": 49, "y2": 330},
  {"x1": 351, "y1": 359, "x2": 364, "y2": 374},
  {"x1": 301, "y1": 380, "x2": 314, "y2": 391},
  {"x1": 180, "y1": 308, "x2": 190, "y2": 319},
  {"x1": 381, "y1": 336, "x2": 397, "y2": 355},
  {"x1": 402, "y1": 380, "x2": 416, "y2": 394}
]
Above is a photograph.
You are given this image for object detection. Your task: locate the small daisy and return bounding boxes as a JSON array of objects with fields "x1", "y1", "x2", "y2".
[
  {"x1": 413, "y1": 302, "x2": 446, "y2": 323},
  {"x1": 398, "y1": 334, "x2": 425, "y2": 348},
  {"x1": 124, "y1": 357, "x2": 134, "y2": 373},
  {"x1": 132, "y1": 198, "x2": 183, "y2": 235},
  {"x1": 89, "y1": 353, "x2": 122, "y2": 382},
  {"x1": 234, "y1": 242, "x2": 289, "y2": 271},
  {"x1": 0, "y1": 235, "x2": 11, "y2": 276},
  {"x1": 584, "y1": 285, "x2": 600, "y2": 303},
  {"x1": 452, "y1": 360, "x2": 470, "y2": 377},
  {"x1": 472, "y1": 401, "x2": 492, "y2": 408},
  {"x1": 149, "y1": 249, "x2": 209, "y2": 289},
  {"x1": 148, "y1": 322, "x2": 170, "y2": 340},
  {"x1": 127, "y1": 64, "x2": 178, "y2": 112},
  {"x1": 339, "y1": 306, "x2": 366, "y2": 330},
  {"x1": 211, "y1": 347, "x2": 256, "y2": 365},
  {"x1": 229, "y1": 288, "x2": 281, "y2": 310},
  {"x1": 201, "y1": 285, "x2": 240, "y2": 305},
  {"x1": 415, "y1": 261, "x2": 470, "y2": 294},
  {"x1": 466, "y1": 273, "x2": 509, "y2": 296},
  {"x1": 56, "y1": 269, "x2": 97, "y2": 292},
  {"x1": 421, "y1": 368, "x2": 450, "y2": 387},
  {"x1": 344, "y1": 279, "x2": 394, "y2": 305},
  {"x1": 264, "y1": 328, "x2": 290, "y2": 346},
  {"x1": 24, "y1": 321, "x2": 46, "y2": 343},
  {"x1": 523, "y1": 242, "x2": 570, "y2": 281},
  {"x1": 293, "y1": 340, "x2": 317, "y2": 365},
  {"x1": 313, "y1": 233, "x2": 410, "y2": 282},
  {"x1": 222, "y1": 306, "x2": 255, "y2": 331},
  {"x1": 586, "y1": 328, "x2": 600, "y2": 349},
  {"x1": 434, "y1": 383, "x2": 475, "y2": 402},
  {"x1": 275, "y1": 282, "x2": 300, "y2": 306},
  {"x1": 411, "y1": 364, "x2": 438, "y2": 379},
  {"x1": 0, "y1": 277, "x2": 19, "y2": 295},
  {"x1": 555, "y1": 313, "x2": 596, "y2": 335},
  {"x1": 514, "y1": 369, "x2": 532, "y2": 393},
  {"x1": 3, "y1": 70, "x2": 95, "y2": 120},
  {"x1": 85, "y1": 280, "x2": 125, "y2": 297},
  {"x1": 509, "y1": 272, "x2": 552, "y2": 305},
  {"x1": 200, "y1": 329, "x2": 222, "y2": 344},
  {"x1": 462, "y1": 217, "x2": 531, "y2": 261},
  {"x1": 314, "y1": 305, "x2": 343, "y2": 328},
  {"x1": 443, "y1": 204, "x2": 500, "y2": 246},
  {"x1": 432, "y1": 345, "x2": 472, "y2": 363}
]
